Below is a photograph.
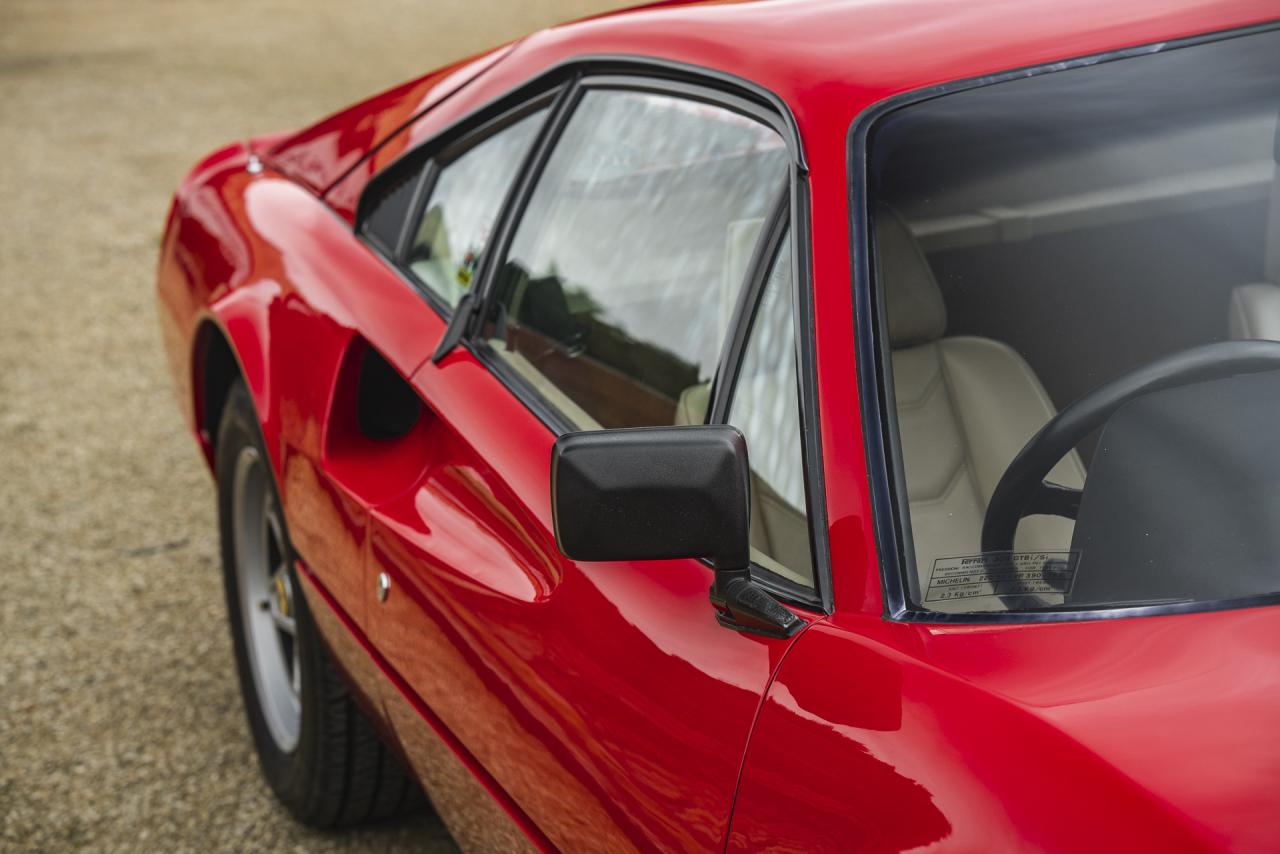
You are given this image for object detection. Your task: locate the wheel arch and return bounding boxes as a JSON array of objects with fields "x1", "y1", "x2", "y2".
[
  {"x1": 190, "y1": 289, "x2": 279, "y2": 476},
  {"x1": 193, "y1": 319, "x2": 239, "y2": 462}
]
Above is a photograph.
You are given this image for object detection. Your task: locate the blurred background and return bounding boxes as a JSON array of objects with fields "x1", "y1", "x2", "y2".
[{"x1": 0, "y1": 1, "x2": 625, "y2": 849}]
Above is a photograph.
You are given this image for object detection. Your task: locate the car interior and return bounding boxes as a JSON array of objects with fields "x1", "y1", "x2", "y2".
[
  {"x1": 876, "y1": 205, "x2": 1087, "y2": 611},
  {"x1": 873, "y1": 36, "x2": 1280, "y2": 610}
]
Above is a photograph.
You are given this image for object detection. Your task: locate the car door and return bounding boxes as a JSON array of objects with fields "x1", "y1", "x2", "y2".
[{"x1": 363, "y1": 76, "x2": 827, "y2": 851}]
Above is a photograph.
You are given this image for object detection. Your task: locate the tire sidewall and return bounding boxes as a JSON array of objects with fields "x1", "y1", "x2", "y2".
[{"x1": 215, "y1": 383, "x2": 326, "y2": 819}]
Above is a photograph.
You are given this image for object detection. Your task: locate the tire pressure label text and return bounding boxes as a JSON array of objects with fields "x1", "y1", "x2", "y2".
[{"x1": 925, "y1": 551, "x2": 1080, "y2": 602}]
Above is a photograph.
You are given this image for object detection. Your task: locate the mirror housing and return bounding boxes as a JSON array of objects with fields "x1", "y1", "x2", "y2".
[
  {"x1": 552, "y1": 425, "x2": 750, "y2": 569},
  {"x1": 550, "y1": 425, "x2": 801, "y2": 638}
]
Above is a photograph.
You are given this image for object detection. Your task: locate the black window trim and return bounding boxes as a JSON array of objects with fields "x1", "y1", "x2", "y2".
[
  {"x1": 708, "y1": 183, "x2": 827, "y2": 606},
  {"x1": 848, "y1": 19, "x2": 1280, "y2": 625},
  {"x1": 355, "y1": 56, "x2": 831, "y2": 615},
  {"x1": 708, "y1": 182, "x2": 790, "y2": 426},
  {"x1": 357, "y1": 157, "x2": 422, "y2": 262}
]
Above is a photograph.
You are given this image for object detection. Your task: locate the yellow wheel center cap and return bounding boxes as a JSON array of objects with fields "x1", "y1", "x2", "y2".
[{"x1": 274, "y1": 575, "x2": 290, "y2": 618}]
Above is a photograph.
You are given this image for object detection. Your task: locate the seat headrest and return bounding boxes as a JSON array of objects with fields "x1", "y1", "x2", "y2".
[
  {"x1": 1228, "y1": 283, "x2": 1280, "y2": 341},
  {"x1": 876, "y1": 205, "x2": 947, "y2": 348}
]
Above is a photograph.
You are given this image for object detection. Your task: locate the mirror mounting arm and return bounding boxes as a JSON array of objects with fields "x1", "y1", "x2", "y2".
[{"x1": 709, "y1": 566, "x2": 803, "y2": 638}]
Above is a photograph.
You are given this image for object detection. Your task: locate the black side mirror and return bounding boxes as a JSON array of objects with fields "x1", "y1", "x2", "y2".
[
  {"x1": 551, "y1": 425, "x2": 750, "y2": 568},
  {"x1": 551, "y1": 425, "x2": 801, "y2": 638}
]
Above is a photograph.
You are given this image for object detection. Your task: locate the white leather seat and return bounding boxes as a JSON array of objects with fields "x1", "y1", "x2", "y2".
[
  {"x1": 674, "y1": 217, "x2": 767, "y2": 427},
  {"x1": 1229, "y1": 118, "x2": 1280, "y2": 340},
  {"x1": 674, "y1": 383, "x2": 711, "y2": 426},
  {"x1": 879, "y1": 208, "x2": 1085, "y2": 609}
]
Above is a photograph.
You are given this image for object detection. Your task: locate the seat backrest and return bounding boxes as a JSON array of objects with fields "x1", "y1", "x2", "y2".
[
  {"x1": 878, "y1": 208, "x2": 1085, "y2": 609},
  {"x1": 675, "y1": 217, "x2": 767, "y2": 427},
  {"x1": 1227, "y1": 115, "x2": 1280, "y2": 339},
  {"x1": 674, "y1": 382, "x2": 710, "y2": 426}
]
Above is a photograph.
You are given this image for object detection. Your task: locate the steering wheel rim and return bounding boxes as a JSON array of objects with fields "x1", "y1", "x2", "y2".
[{"x1": 980, "y1": 340, "x2": 1280, "y2": 555}]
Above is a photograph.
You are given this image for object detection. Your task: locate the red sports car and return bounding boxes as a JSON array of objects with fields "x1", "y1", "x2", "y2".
[{"x1": 157, "y1": 1, "x2": 1280, "y2": 849}]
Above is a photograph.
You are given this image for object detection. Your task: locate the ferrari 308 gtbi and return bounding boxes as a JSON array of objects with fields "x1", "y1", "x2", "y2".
[{"x1": 156, "y1": 0, "x2": 1280, "y2": 849}]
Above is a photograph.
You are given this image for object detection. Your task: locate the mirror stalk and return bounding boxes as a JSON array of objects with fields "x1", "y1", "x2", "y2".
[
  {"x1": 431, "y1": 293, "x2": 478, "y2": 364},
  {"x1": 709, "y1": 567, "x2": 803, "y2": 638}
]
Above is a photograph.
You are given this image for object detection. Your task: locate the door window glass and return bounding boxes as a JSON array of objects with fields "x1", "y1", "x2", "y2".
[
  {"x1": 727, "y1": 233, "x2": 812, "y2": 587},
  {"x1": 486, "y1": 89, "x2": 788, "y2": 429}
]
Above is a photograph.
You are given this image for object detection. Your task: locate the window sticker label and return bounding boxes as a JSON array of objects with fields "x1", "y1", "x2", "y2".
[{"x1": 924, "y1": 551, "x2": 1080, "y2": 602}]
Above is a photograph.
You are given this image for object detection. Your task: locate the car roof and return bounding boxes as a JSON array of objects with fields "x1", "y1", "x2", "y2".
[
  {"x1": 270, "y1": 0, "x2": 1276, "y2": 196},
  {"x1": 529, "y1": 0, "x2": 1276, "y2": 119}
]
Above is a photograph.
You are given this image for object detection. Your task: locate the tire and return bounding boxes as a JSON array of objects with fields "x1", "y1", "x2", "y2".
[{"x1": 215, "y1": 380, "x2": 423, "y2": 827}]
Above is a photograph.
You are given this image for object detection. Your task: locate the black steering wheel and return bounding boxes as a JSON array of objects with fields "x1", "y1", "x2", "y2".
[{"x1": 980, "y1": 340, "x2": 1280, "y2": 555}]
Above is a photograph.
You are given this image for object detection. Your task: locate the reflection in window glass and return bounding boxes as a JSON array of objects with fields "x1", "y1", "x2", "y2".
[
  {"x1": 407, "y1": 108, "x2": 547, "y2": 308},
  {"x1": 728, "y1": 234, "x2": 813, "y2": 587},
  {"x1": 870, "y1": 28, "x2": 1280, "y2": 615},
  {"x1": 487, "y1": 89, "x2": 788, "y2": 429}
]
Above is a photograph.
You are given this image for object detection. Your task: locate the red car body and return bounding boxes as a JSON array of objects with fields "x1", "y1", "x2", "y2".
[{"x1": 156, "y1": 1, "x2": 1280, "y2": 850}]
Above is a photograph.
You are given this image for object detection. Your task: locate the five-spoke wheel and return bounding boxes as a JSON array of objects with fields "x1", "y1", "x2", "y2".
[{"x1": 231, "y1": 445, "x2": 301, "y2": 753}]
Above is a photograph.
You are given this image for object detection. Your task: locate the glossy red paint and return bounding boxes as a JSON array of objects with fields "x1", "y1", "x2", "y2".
[
  {"x1": 159, "y1": 153, "x2": 819, "y2": 846},
  {"x1": 363, "y1": 350, "x2": 806, "y2": 850},
  {"x1": 294, "y1": 557, "x2": 555, "y2": 850},
  {"x1": 732, "y1": 609, "x2": 1280, "y2": 851},
  {"x1": 264, "y1": 43, "x2": 515, "y2": 196},
  {"x1": 154, "y1": 1, "x2": 1280, "y2": 850}
]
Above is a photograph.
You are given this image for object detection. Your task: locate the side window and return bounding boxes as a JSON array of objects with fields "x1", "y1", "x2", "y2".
[
  {"x1": 485, "y1": 89, "x2": 788, "y2": 429},
  {"x1": 727, "y1": 233, "x2": 813, "y2": 588},
  {"x1": 360, "y1": 161, "x2": 422, "y2": 258},
  {"x1": 405, "y1": 107, "x2": 548, "y2": 309}
]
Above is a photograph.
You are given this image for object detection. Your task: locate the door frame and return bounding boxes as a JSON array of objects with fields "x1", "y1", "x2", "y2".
[{"x1": 354, "y1": 56, "x2": 834, "y2": 614}]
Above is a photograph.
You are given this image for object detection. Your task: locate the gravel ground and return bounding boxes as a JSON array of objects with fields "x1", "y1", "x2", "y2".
[{"x1": 0, "y1": 1, "x2": 620, "y2": 849}]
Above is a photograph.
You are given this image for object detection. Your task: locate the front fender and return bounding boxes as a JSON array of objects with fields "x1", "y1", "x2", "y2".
[{"x1": 201, "y1": 285, "x2": 282, "y2": 474}]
